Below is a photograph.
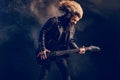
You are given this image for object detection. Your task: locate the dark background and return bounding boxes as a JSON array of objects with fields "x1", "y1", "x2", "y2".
[{"x1": 0, "y1": 0, "x2": 120, "y2": 80}]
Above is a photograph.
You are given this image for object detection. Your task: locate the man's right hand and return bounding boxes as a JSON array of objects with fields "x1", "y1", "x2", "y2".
[{"x1": 37, "y1": 49, "x2": 51, "y2": 60}]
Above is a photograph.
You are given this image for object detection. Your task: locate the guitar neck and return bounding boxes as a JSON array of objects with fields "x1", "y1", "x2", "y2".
[
  {"x1": 55, "y1": 47, "x2": 90, "y2": 56},
  {"x1": 53, "y1": 46, "x2": 100, "y2": 56},
  {"x1": 55, "y1": 48, "x2": 80, "y2": 56}
]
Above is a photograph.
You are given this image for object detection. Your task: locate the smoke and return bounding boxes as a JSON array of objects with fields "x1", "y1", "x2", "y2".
[
  {"x1": 29, "y1": 0, "x2": 78, "y2": 47},
  {"x1": 0, "y1": 27, "x2": 10, "y2": 45},
  {"x1": 0, "y1": 0, "x2": 120, "y2": 80},
  {"x1": 0, "y1": 24, "x2": 20, "y2": 45},
  {"x1": 30, "y1": 0, "x2": 62, "y2": 24}
]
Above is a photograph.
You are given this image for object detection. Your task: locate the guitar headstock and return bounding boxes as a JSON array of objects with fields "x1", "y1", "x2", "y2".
[{"x1": 86, "y1": 45, "x2": 101, "y2": 51}]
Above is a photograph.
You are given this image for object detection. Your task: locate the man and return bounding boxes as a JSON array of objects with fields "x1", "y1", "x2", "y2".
[{"x1": 36, "y1": 1, "x2": 85, "y2": 80}]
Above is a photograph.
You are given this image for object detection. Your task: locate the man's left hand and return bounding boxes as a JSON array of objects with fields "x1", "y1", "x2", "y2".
[{"x1": 79, "y1": 46, "x2": 86, "y2": 54}]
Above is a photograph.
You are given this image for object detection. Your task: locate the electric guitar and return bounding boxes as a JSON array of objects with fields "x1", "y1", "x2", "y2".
[{"x1": 36, "y1": 45, "x2": 100, "y2": 65}]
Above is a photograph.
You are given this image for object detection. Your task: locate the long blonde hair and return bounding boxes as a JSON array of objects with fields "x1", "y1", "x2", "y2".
[{"x1": 59, "y1": 1, "x2": 83, "y2": 18}]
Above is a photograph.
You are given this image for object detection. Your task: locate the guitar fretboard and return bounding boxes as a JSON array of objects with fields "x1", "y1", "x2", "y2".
[
  {"x1": 50, "y1": 46, "x2": 100, "y2": 56},
  {"x1": 55, "y1": 47, "x2": 90, "y2": 56},
  {"x1": 55, "y1": 48, "x2": 79, "y2": 56}
]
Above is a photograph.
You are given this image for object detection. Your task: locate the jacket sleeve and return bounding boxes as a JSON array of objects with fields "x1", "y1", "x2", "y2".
[
  {"x1": 38, "y1": 17, "x2": 57, "y2": 51},
  {"x1": 69, "y1": 28, "x2": 79, "y2": 49},
  {"x1": 69, "y1": 39, "x2": 79, "y2": 49}
]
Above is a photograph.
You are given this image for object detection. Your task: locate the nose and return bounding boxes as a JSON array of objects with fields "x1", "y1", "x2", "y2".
[{"x1": 73, "y1": 19, "x2": 79, "y2": 24}]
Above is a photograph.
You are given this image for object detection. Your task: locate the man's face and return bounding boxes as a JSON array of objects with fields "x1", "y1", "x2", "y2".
[{"x1": 70, "y1": 15, "x2": 81, "y2": 25}]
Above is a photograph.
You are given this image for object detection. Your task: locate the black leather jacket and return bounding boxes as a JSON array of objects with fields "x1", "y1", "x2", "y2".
[{"x1": 38, "y1": 16, "x2": 79, "y2": 51}]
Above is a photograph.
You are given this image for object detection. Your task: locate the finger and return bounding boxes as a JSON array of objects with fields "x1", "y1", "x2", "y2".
[
  {"x1": 82, "y1": 51, "x2": 85, "y2": 54},
  {"x1": 79, "y1": 50, "x2": 85, "y2": 54},
  {"x1": 82, "y1": 45, "x2": 86, "y2": 50},
  {"x1": 81, "y1": 51, "x2": 85, "y2": 54},
  {"x1": 41, "y1": 54, "x2": 44, "y2": 60},
  {"x1": 47, "y1": 50, "x2": 51, "y2": 52},
  {"x1": 43, "y1": 55, "x2": 47, "y2": 60},
  {"x1": 42, "y1": 54, "x2": 46, "y2": 60},
  {"x1": 44, "y1": 53, "x2": 47, "y2": 59},
  {"x1": 41, "y1": 55, "x2": 43, "y2": 60},
  {"x1": 42, "y1": 55, "x2": 45, "y2": 60}
]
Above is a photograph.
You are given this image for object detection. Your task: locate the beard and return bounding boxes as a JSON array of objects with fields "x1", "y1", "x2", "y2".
[{"x1": 69, "y1": 21, "x2": 75, "y2": 27}]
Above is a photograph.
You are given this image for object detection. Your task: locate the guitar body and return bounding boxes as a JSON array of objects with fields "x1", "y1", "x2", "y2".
[
  {"x1": 36, "y1": 56, "x2": 50, "y2": 65},
  {"x1": 35, "y1": 49, "x2": 56, "y2": 65}
]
